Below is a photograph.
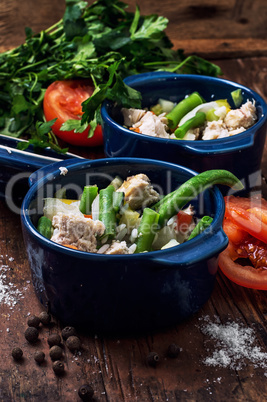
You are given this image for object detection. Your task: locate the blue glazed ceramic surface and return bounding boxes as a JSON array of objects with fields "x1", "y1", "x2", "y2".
[
  {"x1": 0, "y1": 134, "x2": 83, "y2": 205},
  {"x1": 21, "y1": 157, "x2": 228, "y2": 335},
  {"x1": 101, "y1": 73, "x2": 267, "y2": 190}
]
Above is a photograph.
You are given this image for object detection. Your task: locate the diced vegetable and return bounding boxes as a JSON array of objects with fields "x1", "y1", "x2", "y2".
[
  {"x1": 135, "y1": 208, "x2": 160, "y2": 253},
  {"x1": 37, "y1": 216, "x2": 52, "y2": 239},
  {"x1": 188, "y1": 216, "x2": 213, "y2": 240},
  {"x1": 99, "y1": 185, "x2": 117, "y2": 238},
  {"x1": 174, "y1": 112, "x2": 206, "y2": 139},
  {"x1": 113, "y1": 191, "x2": 125, "y2": 213},
  {"x1": 166, "y1": 92, "x2": 204, "y2": 129},
  {"x1": 79, "y1": 185, "x2": 98, "y2": 215},
  {"x1": 231, "y1": 89, "x2": 243, "y2": 107}
]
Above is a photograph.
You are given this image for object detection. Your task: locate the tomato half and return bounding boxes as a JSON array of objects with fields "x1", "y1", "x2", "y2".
[
  {"x1": 219, "y1": 196, "x2": 267, "y2": 290},
  {"x1": 43, "y1": 80, "x2": 103, "y2": 147}
]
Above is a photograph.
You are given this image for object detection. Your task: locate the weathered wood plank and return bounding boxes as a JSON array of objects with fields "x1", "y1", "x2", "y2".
[{"x1": 1, "y1": 0, "x2": 267, "y2": 54}]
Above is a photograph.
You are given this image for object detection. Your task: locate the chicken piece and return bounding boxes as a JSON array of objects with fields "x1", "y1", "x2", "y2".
[
  {"x1": 228, "y1": 127, "x2": 246, "y2": 136},
  {"x1": 224, "y1": 100, "x2": 257, "y2": 131},
  {"x1": 51, "y1": 213, "x2": 105, "y2": 252},
  {"x1": 116, "y1": 173, "x2": 160, "y2": 210},
  {"x1": 121, "y1": 108, "x2": 146, "y2": 126},
  {"x1": 202, "y1": 120, "x2": 229, "y2": 140},
  {"x1": 183, "y1": 128, "x2": 201, "y2": 141},
  {"x1": 104, "y1": 240, "x2": 131, "y2": 255},
  {"x1": 132, "y1": 111, "x2": 169, "y2": 138}
]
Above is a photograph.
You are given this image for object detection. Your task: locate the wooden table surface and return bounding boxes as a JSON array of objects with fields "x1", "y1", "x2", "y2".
[{"x1": 1, "y1": 1, "x2": 267, "y2": 401}]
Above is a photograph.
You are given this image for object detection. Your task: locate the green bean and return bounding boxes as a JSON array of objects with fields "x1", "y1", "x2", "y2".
[
  {"x1": 37, "y1": 216, "x2": 52, "y2": 239},
  {"x1": 174, "y1": 112, "x2": 206, "y2": 139},
  {"x1": 110, "y1": 175, "x2": 123, "y2": 190},
  {"x1": 99, "y1": 185, "x2": 116, "y2": 238},
  {"x1": 187, "y1": 216, "x2": 213, "y2": 241},
  {"x1": 79, "y1": 185, "x2": 98, "y2": 215},
  {"x1": 166, "y1": 92, "x2": 204, "y2": 129},
  {"x1": 156, "y1": 170, "x2": 243, "y2": 227},
  {"x1": 113, "y1": 191, "x2": 124, "y2": 213},
  {"x1": 135, "y1": 208, "x2": 160, "y2": 253}
]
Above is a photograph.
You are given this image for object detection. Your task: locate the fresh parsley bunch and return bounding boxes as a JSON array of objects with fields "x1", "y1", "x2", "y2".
[{"x1": 0, "y1": 0, "x2": 222, "y2": 153}]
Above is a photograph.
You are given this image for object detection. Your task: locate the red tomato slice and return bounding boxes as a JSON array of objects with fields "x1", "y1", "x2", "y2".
[
  {"x1": 225, "y1": 203, "x2": 267, "y2": 244},
  {"x1": 219, "y1": 196, "x2": 267, "y2": 289},
  {"x1": 219, "y1": 247, "x2": 267, "y2": 290},
  {"x1": 223, "y1": 218, "x2": 248, "y2": 245},
  {"x1": 43, "y1": 80, "x2": 103, "y2": 147},
  {"x1": 224, "y1": 195, "x2": 267, "y2": 211}
]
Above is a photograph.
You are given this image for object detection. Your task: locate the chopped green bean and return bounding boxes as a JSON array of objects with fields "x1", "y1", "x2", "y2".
[
  {"x1": 113, "y1": 191, "x2": 125, "y2": 213},
  {"x1": 110, "y1": 176, "x2": 123, "y2": 190},
  {"x1": 174, "y1": 112, "x2": 206, "y2": 139},
  {"x1": 188, "y1": 216, "x2": 213, "y2": 240},
  {"x1": 231, "y1": 89, "x2": 243, "y2": 107},
  {"x1": 37, "y1": 216, "x2": 52, "y2": 239},
  {"x1": 166, "y1": 92, "x2": 204, "y2": 129},
  {"x1": 135, "y1": 208, "x2": 160, "y2": 253},
  {"x1": 79, "y1": 185, "x2": 98, "y2": 215},
  {"x1": 99, "y1": 185, "x2": 116, "y2": 238}
]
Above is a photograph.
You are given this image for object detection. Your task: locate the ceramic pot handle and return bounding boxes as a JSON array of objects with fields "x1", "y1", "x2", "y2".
[{"x1": 153, "y1": 228, "x2": 228, "y2": 266}]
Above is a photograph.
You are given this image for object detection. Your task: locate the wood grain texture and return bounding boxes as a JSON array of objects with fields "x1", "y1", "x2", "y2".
[{"x1": 1, "y1": 0, "x2": 267, "y2": 57}]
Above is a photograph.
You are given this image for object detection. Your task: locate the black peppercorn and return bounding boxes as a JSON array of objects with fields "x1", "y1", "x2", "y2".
[
  {"x1": 52, "y1": 360, "x2": 65, "y2": 376},
  {"x1": 167, "y1": 343, "x2": 180, "y2": 358},
  {"x1": 61, "y1": 326, "x2": 77, "y2": 340},
  {"x1": 66, "y1": 335, "x2": 81, "y2": 352},
  {"x1": 47, "y1": 333, "x2": 61, "y2": 347},
  {"x1": 24, "y1": 327, "x2": 39, "y2": 343},
  {"x1": 34, "y1": 350, "x2": 45, "y2": 364},
  {"x1": 78, "y1": 384, "x2": 94, "y2": 401},
  {"x1": 49, "y1": 345, "x2": 63, "y2": 361},
  {"x1": 27, "y1": 315, "x2": 41, "y2": 328},
  {"x1": 39, "y1": 311, "x2": 51, "y2": 326},
  {"x1": 12, "y1": 347, "x2": 23, "y2": 361},
  {"x1": 146, "y1": 351, "x2": 159, "y2": 367}
]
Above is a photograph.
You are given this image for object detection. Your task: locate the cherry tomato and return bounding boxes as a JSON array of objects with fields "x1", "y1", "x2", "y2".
[
  {"x1": 219, "y1": 196, "x2": 267, "y2": 290},
  {"x1": 43, "y1": 80, "x2": 103, "y2": 147}
]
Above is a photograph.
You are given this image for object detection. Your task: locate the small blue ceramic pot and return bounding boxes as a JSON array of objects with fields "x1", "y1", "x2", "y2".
[
  {"x1": 101, "y1": 73, "x2": 267, "y2": 190},
  {"x1": 21, "y1": 157, "x2": 228, "y2": 335}
]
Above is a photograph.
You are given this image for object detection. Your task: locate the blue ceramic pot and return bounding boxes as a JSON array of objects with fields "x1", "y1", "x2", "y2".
[
  {"x1": 101, "y1": 73, "x2": 267, "y2": 190},
  {"x1": 21, "y1": 158, "x2": 228, "y2": 335}
]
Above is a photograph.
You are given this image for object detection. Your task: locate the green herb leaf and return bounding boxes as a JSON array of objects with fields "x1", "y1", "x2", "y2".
[{"x1": 0, "y1": 0, "x2": 223, "y2": 153}]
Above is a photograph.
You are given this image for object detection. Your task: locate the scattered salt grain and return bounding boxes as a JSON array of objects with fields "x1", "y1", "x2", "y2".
[
  {"x1": 200, "y1": 317, "x2": 267, "y2": 372},
  {"x1": 0, "y1": 258, "x2": 25, "y2": 307}
]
